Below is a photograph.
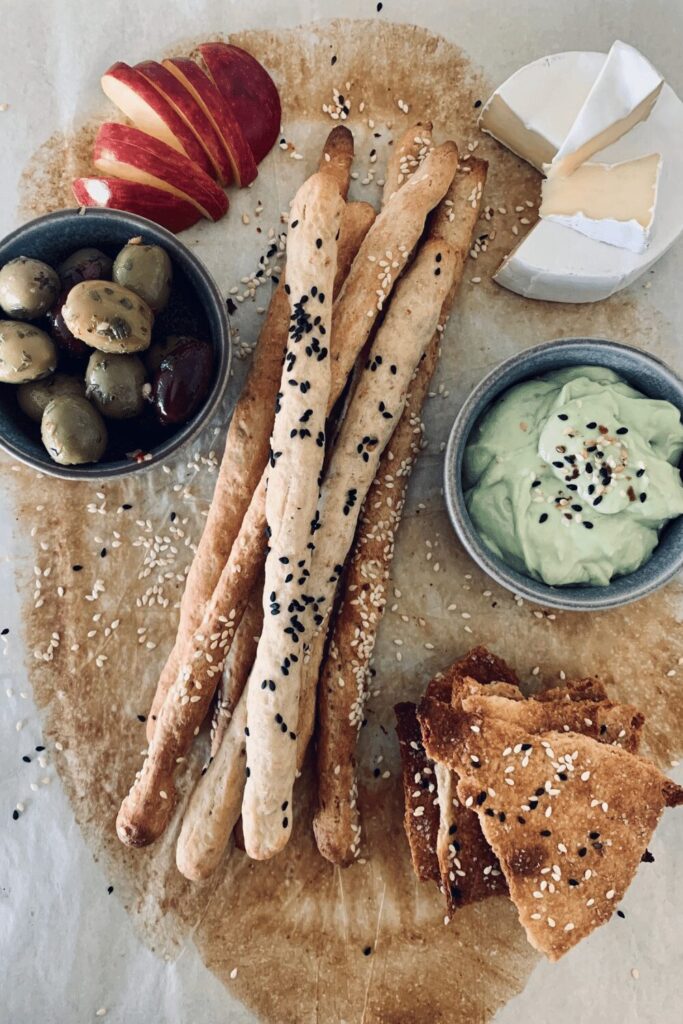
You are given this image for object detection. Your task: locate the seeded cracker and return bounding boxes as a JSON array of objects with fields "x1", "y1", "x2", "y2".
[
  {"x1": 395, "y1": 701, "x2": 441, "y2": 882},
  {"x1": 450, "y1": 712, "x2": 683, "y2": 959}
]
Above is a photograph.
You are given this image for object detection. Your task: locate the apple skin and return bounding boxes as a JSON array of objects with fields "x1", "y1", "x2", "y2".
[
  {"x1": 197, "y1": 42, "x2": 281, "y2": 163},
  {"x1": 94, "y1": 123, "x2": 228, "y2": 221},
  {"x1": 162, "y1": 57, "x2": 257, "y2": 188},
  {"x1": 101, "y1": 62, "x2": 216, "y2": 180},
  {"x1": 136, "y1": 60, "x2": 233, "y2": 186},
  {"x1": 72, "y1": 177, "x2": 203, "y2": 233}
]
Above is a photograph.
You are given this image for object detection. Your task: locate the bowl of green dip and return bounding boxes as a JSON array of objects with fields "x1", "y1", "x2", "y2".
[{"x1": 445, "y1": 337, "x2": 683, "y2": 610}]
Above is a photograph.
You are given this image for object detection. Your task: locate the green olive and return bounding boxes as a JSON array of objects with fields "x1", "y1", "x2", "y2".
[
  {"x1": 0, "y1": 257, "x2": 60, "y2": 319},
  {"x1": 17, "y1": 372, "x2": 85, "y2": 423},
  {"x1": 41, "y1": 395, "x2": 107, "y2": 465},
  {"x1": 0, "y1": 320, "x2": 57, "y2": 383},
  {"x1": 85, "y1": 351, "x2": 146, "y2": 419},
  {"x1": 61, "y1": 280, "x2": 154, "y2": 353},
  {"x1": 113, "y1": 243, "x2": 172, "y2": 313}
]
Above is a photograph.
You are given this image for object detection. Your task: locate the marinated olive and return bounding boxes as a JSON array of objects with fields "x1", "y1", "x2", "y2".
[
  {"x1": 41, "y1": 395, "x2": 107, "y2": 466},
  {"x1": 0, "y1": 320, "x2": 57, "y2": 383},
  {"x1": 45, "y1": 289, "x2": 91, "y2": 360},
  {"x1": 0, "y1": 257, "x2": 60, "y2": 320},
  {"x1": 17, "y1": 372, "x2": 85, "y2": 423},
  {"x1": 62, "y1": 281, "x2": 154, "y2": 354},
  {"x1": 58, "y1": 248, "x2": 113, "y2": 289},
  {"x1": 152, "y1": 335, "x2": 213, "y2": 426},
  {"x1": 85, "y1": 351, "x2": 146, "y2": 419},
  {"x1": 144, "y1": 334, "x2": 185, "y2": 376},
  {"x1": 113, "y1": 243, "x2": 172, "y2": 313}
]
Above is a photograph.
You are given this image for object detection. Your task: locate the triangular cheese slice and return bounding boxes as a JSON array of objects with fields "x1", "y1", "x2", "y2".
[
  {"x1": 451, "y1": 713, "x2": 683, "y2": 959},
  {"x1": 547, "y1": 40, "x2": 663, "y2": 179},
  {"x1": 540, "y1": 153, "x2": 662, "y2": 253}
]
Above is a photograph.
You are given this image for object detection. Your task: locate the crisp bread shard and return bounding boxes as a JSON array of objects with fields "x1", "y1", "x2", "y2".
[
  {"x1": 396, "y1": 647, "x2": 520, "y2": 909},
  {"x1": 448, "y1": 711, "x2": 683, "y2": 960},
  {"x1": 395, "y1": 702, "x2": 441, "y2": 882}
]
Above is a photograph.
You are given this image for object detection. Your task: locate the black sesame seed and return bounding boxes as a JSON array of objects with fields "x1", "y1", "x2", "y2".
[
  {"x1": 617, "y1": 909, "x2": 626, "y2": 919},
  {"x1": 22, "y1": 755, "x2": 31, "y2": 763},
  {"x1": 517, "y1": 816, "x2": 526, "y2": 825},
  {"x1": 531, "y1": 480, "x2": 541, "y2": 488},
  {"x1": 448, "y1": 824, "x2": 458, "y2": 835},
  {"x1": 364, "y1": 945, "x2": 372, "y2": 956},
  {"x1": 589, "y1": 831, "x2": 600, "y2": 839},
  {"x1": 534, "y1": 787, "x2": 545, "y2": 797},
  {"x1": 498, "y1": 812, "x2": 506, "y2": 822},
  {"x1": 1, "y1": 627, "x2": 8, "y2": 635},
  {"x1": 474, "y1": 99, "x2": 482, "y2": 108},
  {"x1": 552, "y1": 460, "x2": 564, "y2": 469},
  {"x1": 540, "y1": 829, "x2": 551, "y2": 837},
  {"x1": 539, "y1": 513, "x2": 548, "y2": 524},
  {"x1": 35, "y1": 746, "x2": 45, "y2": 752},
  {"x1": 12, "y1": 810, "x2": 19, "y2": 820},
  {"x1": 521, "y1": 743, "x2": 532, "y2": 751},
  {"x1": 315, "y1": 238, "x2": 322, "y2": 249},
  {"x1": 331, "y1": 54, "x2": 337, "y2": 65},
  {"x1": 568, "y1": 878, "x2": 579, "y2": 887},
  {"x1": 557, "y1": 413, "x2": 569, "y2": 421},
  {"x1": 100, "y1": 548, "x2": 107, "y2": 558},
  {"x1": 72, "y1": 564, "x2": 83, "y2": 572},
  {"x1": 571, "y1": 504, "x2": 582, "y2": 512},
  {"x1": 639, "y1": 492, "x2": 647, "y2": 503},
  {"x1": 616, "y1": 426, "x2": 628, "y2": 435},
  {"x1": 586, "y1": 421, "x2": 597, "y2": 429},
  {"x1": 282, "y1": 816, "x2": 289, "y2": 828},
  {"x1": 107, "y1": 885, "x2": 114, "y2": 894},
  {"x1": 583, "y1": 521, "x2": 594, "y2": 529},
  {"x1": 578, "y1": 846, "x2": 587, "y2": 857},
  {"x1": 227, "y1": 298, "x2": 237, "y2": 316},
  {"x1": 476, "y1": 791, "x2": 487, "y2": 805},
  {"x1": 137, "y1": 714, "x2": 146, "y2": 722},
  {"x1": 485, "y1": 808, "x2": 495, "y2": 817}
]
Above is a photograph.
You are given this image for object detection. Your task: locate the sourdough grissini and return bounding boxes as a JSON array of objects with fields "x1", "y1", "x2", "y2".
[
  {"x1": 146, "y1": 127, "x2": 356, "y2": 741},
  {"x1": 173, "y1": 204, "x2": 378, "y2": 877},
  {"x1": 382, "y1": 121, "x2": 433, "y2": 206},
  {"x1": 118, "y1": 145, "x2": 456, "y2": 849},
  {"x1": 241, "y1": 172, "x2": 344, "y2": 860},
  {"x1": 313, "y1": 159, "x2": 488, "y2": 865}
]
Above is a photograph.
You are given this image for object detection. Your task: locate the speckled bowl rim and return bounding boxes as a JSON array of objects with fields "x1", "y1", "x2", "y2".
[
  {"x1": 0, "y1": 208, "x2": 231, "y2": 481},
  {"x1": 444, "y1": 337, "x2": 683, "y2": 612}
]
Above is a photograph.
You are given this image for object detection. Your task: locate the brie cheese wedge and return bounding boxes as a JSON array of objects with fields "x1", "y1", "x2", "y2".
[
  {"x1": 478, "y1": 51, "x2": 604, "y2": 171},
  {"x1": 540, "y1": 153, "x2": 662, "y2": 253},
  {"x1": 547, "y1": 40, "x2": 663, "y2": 179},
  {"x1": 492, "y1": 79, "x2": 683, "y2": 303}
]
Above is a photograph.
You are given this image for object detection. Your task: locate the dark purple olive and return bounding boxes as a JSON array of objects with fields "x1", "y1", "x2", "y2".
[
  {"x1": 152, "y1": 336, "x2": 213, "y2": 426},
  {"x1": 58, "y1": 248, "x2": 113, "y2": 290},
  {"x1": 45, "y1": 288, "x2": 90, "y2": 360}
]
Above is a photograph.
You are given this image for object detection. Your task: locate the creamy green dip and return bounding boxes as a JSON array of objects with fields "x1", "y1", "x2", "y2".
[{"x1": 464, "y1": 366, "x2": 683, "y2": 586}]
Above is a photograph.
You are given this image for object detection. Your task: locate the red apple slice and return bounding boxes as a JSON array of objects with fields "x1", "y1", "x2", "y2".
[
  {"x1": 162, "y1": 57, "x2": 257, "y2": 187},
  {"x1": 101, "y1": 62, "x2": 215, "y2": 180},
  {"x1": 197, "y1": 42, "x2": 281, "y2": 163},
  {"x1": 136, "y1": 60, "x2": 233, "y2": 185},
  {"x1": 72, "y1": 177, "x2": 202, "y2": 233},
  {"x1": 93, "y1": 123, "x2": 228, "y2": 221}
]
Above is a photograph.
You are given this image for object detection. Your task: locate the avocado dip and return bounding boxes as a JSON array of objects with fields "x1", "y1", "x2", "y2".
[{"x1": 463, "y1": 365, "x2": 683, "y2": 586}]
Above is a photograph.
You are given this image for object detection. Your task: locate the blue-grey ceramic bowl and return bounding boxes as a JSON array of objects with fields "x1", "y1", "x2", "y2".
[
  {"x1": 445, "y1": 337, "x2": 683, "y2": 611},
  {"x1": 0, "y1": 208, "x2": 230, "y2": 480}
]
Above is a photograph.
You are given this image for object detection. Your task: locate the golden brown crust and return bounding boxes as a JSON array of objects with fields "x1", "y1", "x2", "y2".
[
  {"x1": 318, "y1": 125, "x2": 355, "y2": 199},
  {"x1": 210, "y1": 581, "x2": 263, "y2": 758}
]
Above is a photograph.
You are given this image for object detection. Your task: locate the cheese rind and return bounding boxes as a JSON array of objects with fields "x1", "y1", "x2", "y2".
[
  {"x1": 547, "y1": 41, "x2": 663, "y2": 179},
  {"x1": 540, "y1": 153, "x2": 662, "y2": 253},
  {"x1": 479, "y1": 51, "x2": 604, "y2": 171}
]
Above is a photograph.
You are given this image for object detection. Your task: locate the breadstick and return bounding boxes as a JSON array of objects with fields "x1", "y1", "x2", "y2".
[
  {"x1": 209, "y1": 581, "x2": 263, "y2": 757},
  {"x1": 240, "y1": 172, "x2": 344, "y2": 861},
  {"x1": 313, "y1": 159, "x2": 488, "y2": 865},
  {"x1": 146, "y1": 127, "x2": 355, "y2": 741},
  {"x1": 174, "y1": 207, "x2": 376, "y2": 878},
  {"x1": 382, "y1": 121, "x2": 433, "y2": 205},
  {"x1": 119, "y1": 149, "x2": 453, "y2": 849}
]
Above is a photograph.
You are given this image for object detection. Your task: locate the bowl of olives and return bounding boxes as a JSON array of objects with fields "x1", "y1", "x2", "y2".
[{"x1": 0, "y1": 208, "x2": 230, "y2": 478}]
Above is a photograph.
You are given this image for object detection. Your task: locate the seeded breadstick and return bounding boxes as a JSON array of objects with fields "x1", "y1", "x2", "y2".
[
  {"x1": 209, "y1": 582, "x2": 264, "y2": 757},
  {"x1": 241, "y1": 173, "x2": 344, "y2": 861},
  {"x1": 174, "y1": 207, "x2": 377, "y2": 877},
  {"x1": 121, "y1": 152, "x2": 453, "y2": 849},
  {"x1": 146, "y1": 127, "x2": 356, "y2": 742},
  {"x1": 313, "y1": 160, "x2": 488, "y2": 865},
  {"x1": 382, "y1": 121, "x2": 433, "y2": 205}
]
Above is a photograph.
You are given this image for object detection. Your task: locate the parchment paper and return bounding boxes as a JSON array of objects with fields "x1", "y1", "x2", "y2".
[{"x1": 2, "y1": 2, "x2": 683, "y2": 1022}]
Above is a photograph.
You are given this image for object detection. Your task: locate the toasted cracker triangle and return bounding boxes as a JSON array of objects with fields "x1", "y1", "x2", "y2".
[
  {"x1": 395, "y1": 702, "x2": 441, "y2": 883},
  {"x1": 448, "y1": 711, "x2": 683, "y2": 959}
]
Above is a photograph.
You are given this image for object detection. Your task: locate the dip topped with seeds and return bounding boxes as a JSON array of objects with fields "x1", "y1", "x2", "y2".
[{"x1": 464, "y1": 366, "x2": 683, "y2": 586}]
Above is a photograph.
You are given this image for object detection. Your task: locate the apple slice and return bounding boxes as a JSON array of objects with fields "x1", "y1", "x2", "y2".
[
  {"x1": 136, "y1": 60, "x2": 233, "y2": 185},
  {"x1": 197, "y1": 42, "x2": 281, "y2": 163},
  {"x1": 93, "y1": 123, "x2": 228, "y2": 221},
  {"x1": 162, "y1": 57, "x2": 257, "y2": 187},
  {"x1": 101, "y1": 62, "x2": 215, "y2": 180},
  {"x1": 73, "y1": 177, "x2": 202, "y2": 233}
]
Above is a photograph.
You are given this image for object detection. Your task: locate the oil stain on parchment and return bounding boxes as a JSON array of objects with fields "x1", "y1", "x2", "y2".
[{"x1": 7, "y1": 18, "x2": 683, "y2": 1024}]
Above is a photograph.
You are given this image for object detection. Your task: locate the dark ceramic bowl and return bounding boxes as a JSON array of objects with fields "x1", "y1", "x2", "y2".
[
  {"x1": 0, "y1": 208, "x2": 230, "y2": 479},
  {"x1": 445, "y1": 338, "x2": 683, "y2": 611}
]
